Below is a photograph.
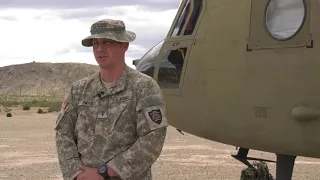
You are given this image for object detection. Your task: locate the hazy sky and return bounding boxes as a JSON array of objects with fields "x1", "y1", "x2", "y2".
[{"x1": 0, "y1": 1, "x2": 181, "y2": 68}]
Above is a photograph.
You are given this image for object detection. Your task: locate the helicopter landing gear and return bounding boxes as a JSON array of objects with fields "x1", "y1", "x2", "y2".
[
  {"x1": 276, "y1": 154, "x2": 296, "y2": 180},
  {"x1": 231, "y1": 147, "x2": 275, "y2": 168},
  {"x1": 232, "y1": 147, "x2": 297, "y2": 180}
]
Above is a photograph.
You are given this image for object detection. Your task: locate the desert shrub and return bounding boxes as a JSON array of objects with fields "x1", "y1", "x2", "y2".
[
  {"x1": 37, "y1": 108, "x2": 44, "y2": 114},
  {"x1": 23, "y1": 105, "x2": 30, "y2": 110}
]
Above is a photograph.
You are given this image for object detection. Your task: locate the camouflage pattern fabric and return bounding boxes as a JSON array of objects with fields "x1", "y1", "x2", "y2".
[
  {"x1": 55, "y1": 65, "x2": 168, "y2": 180},
  {"x1": 81, "y1": 19, "x2": 136, "y2": 47},
  {"x1": 240, "y1": 161, "x2": 274, "y2": 180},
  {"x1": 109, "y1": 177, "x2": 125, "y2": 180}
]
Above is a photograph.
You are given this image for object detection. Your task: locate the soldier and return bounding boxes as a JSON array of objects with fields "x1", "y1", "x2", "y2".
[{"x1": 54, "y1": 19, "x2": 168, "y2": 180}]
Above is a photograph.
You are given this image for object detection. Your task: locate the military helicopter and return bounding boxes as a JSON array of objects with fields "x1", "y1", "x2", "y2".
[{"x1": 133, "y1": 0, "x2": 318, "y2": 179}]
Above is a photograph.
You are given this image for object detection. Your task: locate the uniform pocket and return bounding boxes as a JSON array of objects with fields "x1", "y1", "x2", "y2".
[
  {"x1": 76, "y1": 103, "x2": 98, "y2": 154},
  {"x1": 100, "y1": 102, "x2": 127, "y2": 134},
  {"x1": 76, "y1": 103, "x2": 98, "y2": 135}
]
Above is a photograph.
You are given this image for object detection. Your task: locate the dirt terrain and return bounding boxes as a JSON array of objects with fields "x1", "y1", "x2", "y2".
[{"x1": 0, "y1": 107, "x2": 320, "y2": 180}]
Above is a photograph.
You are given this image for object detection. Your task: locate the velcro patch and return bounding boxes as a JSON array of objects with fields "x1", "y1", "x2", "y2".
[
  {"x1": 143, "y1": 106, "x2": 168, "y2": 131},
  {"x1": 148, "y1": 109, "x2": 162, "y2": 124}
]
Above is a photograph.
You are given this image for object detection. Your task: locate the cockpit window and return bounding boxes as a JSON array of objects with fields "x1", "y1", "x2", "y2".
[
  {"x1": 171, "y1": 0, "x2": 189, "y2": 36},
  {"x1": 136, "y1": 40, "x2": 175, "y2": 78},
  {"x1": 265, "y1": 0, "x2": 306, "y2": 40},
  {"x1": 171, "y1": 0, "x2": 202, "y2": 37}
]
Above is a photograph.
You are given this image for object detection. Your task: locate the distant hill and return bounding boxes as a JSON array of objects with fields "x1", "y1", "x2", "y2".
[{"x1": 0, "y1": 62, "x2": 100, "y2": 97}]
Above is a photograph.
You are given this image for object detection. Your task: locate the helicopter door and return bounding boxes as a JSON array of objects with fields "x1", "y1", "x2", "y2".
[{"x1": 153, "y1": 0, "x2": 203, "y2": 95}]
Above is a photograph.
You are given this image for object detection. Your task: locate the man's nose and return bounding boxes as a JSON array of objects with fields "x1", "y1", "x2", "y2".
[{"x1": 96, "y1": 44, "x2": 103, "y2": 51}]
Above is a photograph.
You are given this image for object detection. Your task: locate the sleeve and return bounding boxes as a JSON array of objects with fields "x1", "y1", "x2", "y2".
[
  {"x1": 107, "y1": 79, "x2": 168, "y2": 179},
  {"x1": 54, "y1": 86, "x2": 83, "y2": 180}
]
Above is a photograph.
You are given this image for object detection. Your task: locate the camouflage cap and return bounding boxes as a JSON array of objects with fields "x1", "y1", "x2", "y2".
[{"x1": 82, "y1": 19, "x2": 136, "y2": 47}]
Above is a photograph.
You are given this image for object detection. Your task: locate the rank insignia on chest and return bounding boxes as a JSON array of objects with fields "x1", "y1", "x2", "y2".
[{"x1": 148, "y1": 109, "x2": 162, "y2": 124}]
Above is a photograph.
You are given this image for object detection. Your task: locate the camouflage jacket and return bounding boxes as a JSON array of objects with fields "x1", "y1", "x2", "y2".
[{"x1": 54, "y1": 65, "x2": 168, "y2": 180}]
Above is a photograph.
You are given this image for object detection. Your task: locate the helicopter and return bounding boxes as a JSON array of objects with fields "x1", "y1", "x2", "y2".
[{"x1": 133, "y1": 0, "x2": 319, "y2": 179}]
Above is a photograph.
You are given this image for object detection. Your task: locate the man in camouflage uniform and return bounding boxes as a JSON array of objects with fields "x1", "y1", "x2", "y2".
[{"x1": 55, "y1": 19, "x2": 168, "y2": 180}]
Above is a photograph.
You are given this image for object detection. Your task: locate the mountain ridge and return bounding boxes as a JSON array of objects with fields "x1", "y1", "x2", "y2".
[{"x1": 0, "y1": 62, "x2": 100, "y2": 97}]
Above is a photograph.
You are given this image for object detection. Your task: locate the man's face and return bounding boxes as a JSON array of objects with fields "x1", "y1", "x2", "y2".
[{"x1": 92, "y1": 38, "x2": 128, "y2": 69}]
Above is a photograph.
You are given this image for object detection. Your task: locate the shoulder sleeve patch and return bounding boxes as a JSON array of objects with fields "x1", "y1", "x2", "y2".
[
  {"x1": 143, "y1": 106, "x2": 168, "y2": 131},
  {"x1": 148, "y1": 109, "x2": 162, "y2": 124}
]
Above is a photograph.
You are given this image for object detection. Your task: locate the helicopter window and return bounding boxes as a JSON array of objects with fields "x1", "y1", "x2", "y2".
[
  {"x1": 156, "y1": 47, "x2": 188, "y2": 89},
  {"x1": 171, "y1": 0, "x2": 202, "y2": 37},
  {"x1": 135, "y1": 40, "x2": 176, "y2": 78},
  {"x1": 265, "y1": 0, "x2": 306, "y2": 40}
]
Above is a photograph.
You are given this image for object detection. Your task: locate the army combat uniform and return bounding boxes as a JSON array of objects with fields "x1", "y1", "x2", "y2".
[{"x1": 55, "y1": 65, "x2": 168, "y2": 180}]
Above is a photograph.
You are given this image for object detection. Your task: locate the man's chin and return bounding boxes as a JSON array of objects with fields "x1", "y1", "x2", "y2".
[
  {"x1": 96, "y1": 59, "x2": 109, "y2": 65},
  {"x1": 98, "y1": 62, "x2": 113, "y2": 69}
]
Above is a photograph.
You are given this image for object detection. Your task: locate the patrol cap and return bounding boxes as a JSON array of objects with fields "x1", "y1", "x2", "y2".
[{"x1": 82, "y1": 19, "x2": 136, "y2": 47}]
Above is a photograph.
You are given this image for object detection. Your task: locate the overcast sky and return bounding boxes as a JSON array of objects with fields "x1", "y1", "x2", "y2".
[{"x1": 0, "y1": 1, "x2": 181, "y2": 68}]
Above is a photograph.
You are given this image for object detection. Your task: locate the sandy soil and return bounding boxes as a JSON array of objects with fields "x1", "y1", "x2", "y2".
[{"x1": 0, "y1": 107, "x2": 320, "y2": 180}]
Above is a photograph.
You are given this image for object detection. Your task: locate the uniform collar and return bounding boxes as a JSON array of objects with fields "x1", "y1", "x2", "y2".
[{"x1": 92, "y1": 65, "x2": 129, "y2": 97}]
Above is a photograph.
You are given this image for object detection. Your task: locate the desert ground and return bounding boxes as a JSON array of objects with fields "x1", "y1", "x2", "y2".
[{"x1": 0, "y1": 107, "x2": 320, "y2": 180}]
